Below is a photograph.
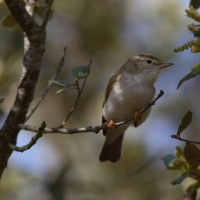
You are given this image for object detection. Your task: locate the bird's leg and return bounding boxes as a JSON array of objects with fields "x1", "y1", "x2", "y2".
[
  {"x1": 104, "y1": 119, "x2": 116, "y2": 130},
  {"x1": 134, "y1": 111, "x2": 141, "y2": 127}
]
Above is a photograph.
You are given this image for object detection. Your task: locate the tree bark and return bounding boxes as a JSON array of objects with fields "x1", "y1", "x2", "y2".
[{"x1": 0, "y1": 0, "x2": 53, "y2": 178}]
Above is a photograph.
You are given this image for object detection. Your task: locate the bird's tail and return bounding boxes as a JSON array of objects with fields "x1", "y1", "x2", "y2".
[{"x1": 99, "y1": 133, "x2": 124, "y2": 163}]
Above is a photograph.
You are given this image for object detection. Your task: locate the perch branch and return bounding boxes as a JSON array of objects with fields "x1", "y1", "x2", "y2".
[
  {"x1": 19, "y1": 90, "x2": 164, "y2": 135},
  {"x1": 115, "y1": 90, "x2": 164, "y2": 127},
  {"x1": 26, "y1": 47, "x2": 67, "y2": 121}
]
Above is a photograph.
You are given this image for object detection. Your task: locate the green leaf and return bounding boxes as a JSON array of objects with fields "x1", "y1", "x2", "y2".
[
  {"x1": 171, "y1": 175, "x2": 189, "y2": 185},
  {"x1": 177, "y1": 110, "x2": 192, "y2": 136},
  {"x1": 49, "y1": 80, "x2": 73, "y2": 94},
  {"x1": 177, "y1": 68, "x2": 200, "y2": 89},
  {"x1": 183, "y1": 144, "x2": 200, "y2": 168},
  {"x1": 1, "y1": 14, "x2": 17, "y2": 29},
  {"x1": 161, "y1": 154, "x2": 176, "y2": 166},
  {"x1": 49, "y1": 80, "x2": 72, "y2": 88},
  {"x1": 72, "y1": 65, "x2": 90, "y2": 79}
]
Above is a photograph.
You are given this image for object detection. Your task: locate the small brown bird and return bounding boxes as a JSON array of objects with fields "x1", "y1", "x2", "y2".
[{"x1": 99, "y1": 54, "x2": 173, "y2": 163}]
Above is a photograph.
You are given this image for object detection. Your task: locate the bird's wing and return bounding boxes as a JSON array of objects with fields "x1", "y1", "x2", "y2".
[
  {"x1": 102, "y1": 69, "x2": 120, "y2": 136},
  {"x1": 102, "y1": 71, "x2": 119, "y2": 108}
]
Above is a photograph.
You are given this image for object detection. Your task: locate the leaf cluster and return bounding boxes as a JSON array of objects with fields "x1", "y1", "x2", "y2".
[
  {"x1": 162, "y1": 145, "x2": 200, "y2": 195},
  {"x1": 174, "y1": 7, "x2": 200, "y2": 89},
  {"x1": 164, "y1": 111, "x2": 200, "y2": 196},
  {"x1": 49, "y1": 62, "x2": 91, "y2": 94},
  {"x1": 167, "y1": 7, "x2": 200, "y2": 197}
]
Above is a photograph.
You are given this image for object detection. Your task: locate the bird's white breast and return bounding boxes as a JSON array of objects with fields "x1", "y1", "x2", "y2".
[{"x1": 103, "y1": 73, "x2": 155, "y2": 125}]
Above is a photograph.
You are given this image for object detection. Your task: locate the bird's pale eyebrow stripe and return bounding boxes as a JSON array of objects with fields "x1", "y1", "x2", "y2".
[{"x1": 138, "y1": 54, "x2": 162, "y2": 63}]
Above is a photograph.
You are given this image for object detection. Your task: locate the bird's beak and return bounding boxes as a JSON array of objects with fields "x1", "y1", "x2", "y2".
[{"x1": 160, "y1": 63, "x2": 174, "y2": 69}]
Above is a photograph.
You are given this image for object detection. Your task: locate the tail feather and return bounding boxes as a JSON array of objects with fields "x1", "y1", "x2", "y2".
[{"x1": 99, "y1": 133, "x2": 124, "y2": 163}]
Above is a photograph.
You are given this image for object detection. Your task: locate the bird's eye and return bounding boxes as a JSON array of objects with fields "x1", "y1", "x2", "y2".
[{"x1": 146, "y1": 60, "x2": 152, "y2": 64}]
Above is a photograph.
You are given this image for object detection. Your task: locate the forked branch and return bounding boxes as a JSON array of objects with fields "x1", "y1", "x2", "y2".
[
  {"x1": 12, "y1": 90, "x2": 164, "y2": 152},
  {"x1": 58, "y1": 60, "x2": 92, "y2": 128},
  {"x1": 9, "y1": 121, "x2": 46, "y2": 152}
]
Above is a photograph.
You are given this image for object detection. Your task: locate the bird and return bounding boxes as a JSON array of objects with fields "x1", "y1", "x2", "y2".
[{"x1": 99, "y1": 54, "x2": 174, "y2": 163}]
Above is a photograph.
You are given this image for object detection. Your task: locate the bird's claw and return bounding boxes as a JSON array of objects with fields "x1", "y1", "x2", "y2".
[
  {"x1": 104, "y1": 119, "x2": 116, "y2": 130},
  {"x1": 134, "y1": 111, "x2": 141, "y2": 127}
]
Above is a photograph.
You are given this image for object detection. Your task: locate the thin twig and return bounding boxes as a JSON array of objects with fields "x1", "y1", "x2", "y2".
[
  {"x1": 20, "y1": 90, "x2": 164, "y2": 134},
  {"x1": 129, "y1": 153, "x2": 162, "y2": 177},
  {"x1": 26, "y1": 47, "x2": 67, "y2": 121},
  {"x1": 41, "y1": 0, "x2": 54, "y2": 29},
  {"x1": 9, "y1": 121, "x2": 46, "y2": 152},
  {"x1": 58, "y1": 60, "x2": 92, "y2": 128},
  {"x1": 171, "y1": 134, "x2": 200, "y2": 144}
]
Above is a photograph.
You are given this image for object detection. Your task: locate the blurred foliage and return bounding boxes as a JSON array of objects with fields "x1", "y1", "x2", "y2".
[
  {"x1": 0, "y1": 0, "x2": 193, "y2": 200},
  {"x1": 177, "y1": 65, "x2": 200, "y2": 89},
  {"x1": 60, "y1": 0, "x2": 125, "y2": 55},
  {"x1": 1, "y1": 13, "x2": 17, "y2": 29},
  {"x1": 186, "y1": 6, "x2": 200, "y2": 22},
  {"x1": 166, "y1": 4, "x2": 200, "y2": 198},
  {"x1": 174, "y1": 7, "x2": 200, "y2": 89},
  {"x1": 1, "y1": 141, "x2": 184, "y2": 200},
  {"x1": 1, "y1": 0, "x2": 53, "y2": 29},
  {"x1": 163, "y1": 145, "x2": 200, "y2": 198},
  {"x1": 164, "y1": 110, "x2": 200, "y2": 198},
  {"x1": 174, "y1": 7, "x2": 200, "y2": 53}
]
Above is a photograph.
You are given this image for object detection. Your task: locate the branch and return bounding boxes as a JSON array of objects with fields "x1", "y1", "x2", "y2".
[
  {"x1": 26, "y1": 47, "x2": 67, "y2": 121},
  {"x1": 58, "y1": 60, "x2": 92, "y2": 128},
  {"x1": 0, "y1": 0, "x2": 54, "y2": 178},
  {"x1": 4, "y1": 0, "x2": 41, "y2": 42},
  {"x1": 9, "y1": 121, "x2": 46, "y2": 152},
  {"x1": 171, "y1": 134, "x2": 200, "y2": 144},
  {"x1": 19, "y1": 90, "x2": 164, "y2": 134},
  {"x1": 41, "y1": 0, "x2": 54, "y2": 29}
]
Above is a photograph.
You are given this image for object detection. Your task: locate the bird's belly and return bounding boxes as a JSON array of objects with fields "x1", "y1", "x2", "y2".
[{"x1": 103, "y1": 85, "x2": 154, "y2": 125}]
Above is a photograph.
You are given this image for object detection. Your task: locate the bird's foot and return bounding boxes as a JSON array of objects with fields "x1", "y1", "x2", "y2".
[
  {"x1": 134, "y1": 111, "x2": 141, "y2": 127},
  {"x1": 104, "y1": 119, "x2": 116, "y2": 130}
]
